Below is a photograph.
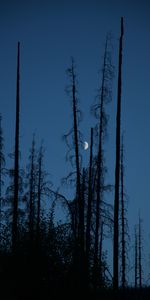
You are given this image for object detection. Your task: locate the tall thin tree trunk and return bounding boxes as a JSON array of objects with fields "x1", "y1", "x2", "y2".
[
  {"x1": 113, "y1": 17, "x2": 124, "y2": 290},
  {"x1": 36, "y1": 146, "x2": 42, "y2": 244},
  {"x1": 93, "y1": 36, "x2": 108, "y2": 286},
  {"x1": 79, "y1": 168, "x2": 86, "y2": 288},
  {"x1": 134, "y1": 226, "x2": 138, "y2": 288},
  {"x1": 86, "y1": 128, "x2": 93, "y2": 273},
  {"x1": 66, "y1": 60, "x2": 83, "y2": 287},
  {"x1": 139, "y1": 214, "x2": 142, "y2": 288},
  {"x1": 121, "y1": 137, "x2": 126, "y2": 288},
  {"x1": 12, "y1": 42, "x2": 20, "y2": 253},
  {"x1": 71, "y1": 59, "x2": 81, "y2": 230},
  {"x1": 99, "y1": 221, "x2": 104, "y2": 286},
  {"x1": 29, "y1": 136, "x2": 36, "y2": 242},
  {"x1": 80, "y1": 168, "x2": 85, "y2": 255}
]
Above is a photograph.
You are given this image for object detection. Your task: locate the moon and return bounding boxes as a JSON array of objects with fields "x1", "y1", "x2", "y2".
[{"x1": 83, "y1": 141, "x2": 89, "y2": 150}]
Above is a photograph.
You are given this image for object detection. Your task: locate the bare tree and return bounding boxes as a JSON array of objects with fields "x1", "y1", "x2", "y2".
[
  {"x1": 120, "y1": 136, "x2": 126, "y2": 288},
  {"x1": 113, "y1": 17, "x2": 124, "y2": 290},
  {"x1": 92, "y1": 33, "x2": 114, "y2": 288},
  {"x1": 86, "y1": 128, "x2": 93, "y2": 273},
  {"x1": 138, "y1": 213, "x2": 142, "y2": 288},
  {"x1": 65, "y1": 58, "x2": 83, "y2": 241},
  {"x1": 134, "y1": 216, "x2": 143, "y2": 289},
  {"x1": 12, "y1": 42, "x2": 20, "y2": 252},
  {"x1": 26, "y1": 135, "x2": 37, "y2": 241},
  {"x1": 36, "y1": 143, "x2": 44, "y2": 244},
  {"x1": 134, "y1": 225, "x2": 138, "y2": 288}
]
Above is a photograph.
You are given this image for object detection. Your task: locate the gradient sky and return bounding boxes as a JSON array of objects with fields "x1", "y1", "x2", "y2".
[{"x1": 0, "y1": 0, "x2": 150, "y2": 284}]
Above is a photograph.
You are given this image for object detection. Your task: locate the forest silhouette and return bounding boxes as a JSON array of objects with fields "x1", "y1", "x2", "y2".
[{"x1": 0, "y1": 17, "x2": 149, "y2": 300}]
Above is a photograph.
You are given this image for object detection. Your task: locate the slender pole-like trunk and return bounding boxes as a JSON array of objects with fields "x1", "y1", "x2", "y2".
[
  {"x1": 80, "y1": 168, "x2": 85, "y2": 252},
  {"x1": 86, "y1": 128, "x2": 93, "y2": 271},
  {"x1": 36, "y1": 147, "x2": 42, "y2": 244},
  {"x1": 113, "y1": 17, "x2": 124, "y2": 290},
  {"x1": 121, "y1": 138, "x2": 126, "y2": 288},
  {"x1": 71, "y1": 59, "x2": 81, "y2": 220},
  {"x1": 29, "y1": 136, "x2": 36, "y2": 241},
  {"x1": 139, "y1": 215, "x2": 142, "y2": 288},
  {"x1": 93, "y1": 37, "x2": 108, "y2": 285},
  {"x1": 69, "y1": 59, "x2": 81, "y2": 241},
  {"x1": 79, "y1": 168, "x2": 85, "y2": 286},
  {"x1": 99, "y1": 221, "x2": 104, "y2": 286},
  {"x1": 134, "y1": 226, "x2": 138, "y2": 288},
  {"x1": 12, "y1": 42, "x2": 20, "y2": 252}
]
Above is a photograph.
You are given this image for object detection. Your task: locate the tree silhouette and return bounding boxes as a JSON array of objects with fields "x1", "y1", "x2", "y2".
[
  {"x1": 138, "y1": 213, "x2": 142, "y2": 288},
  {"x1": 36, "y1": 143, "x2": 43, "y2": 244},
  {"x1": 0, "y1": 19, "x2": 149, "y2": 299},
  {"x1": 66, "y1": 58, "x2": 82, "y2": 236},
  {"x1": 92, "y1": 33, "x2": 114, "y2": 288},
  {"x1": 113, "y1": 17, "x2": 124, "y2": 290},
  {"x1": 64, "y1": 58, "x2": 86, "y2": 287},
  {"x1": 25, "y1": 135, "x2": 38, "y2": 244},
  {"x1": 0, "y1": 114, "x2": 5, "y2": 247},
  {"x1": 134, "y1": 225, "x2": 138, "y2": 288},
  {"x1": 120, "y1": 135, "x2": 128, "y2": 288},
  {"x1": 86, "y1": 127, "x2": 93, "y2": 278},
  {"x1": 29, "y1": 136, "x2": 37, "y2": 241},
  {"x1": 12, "y1": 42, "x2": 20, "y2": 253},
  {"x1": 134, "y1": 216, "x2": 143, "y2": 289}
]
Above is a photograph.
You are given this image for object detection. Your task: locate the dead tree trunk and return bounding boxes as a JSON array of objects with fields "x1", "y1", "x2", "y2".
[
  {"x1": 93, "y1": 35, "x2": 109, "y2": 287},
  {"x1": 99, "y1": 221, "x2": 104, "y2": 286},
  {"x1": 86, "y1": 128, "x2": 93, "y2": 273},
  {"x1": 138, "y1": 214, "x2": 142, "y2": 288},
  {"x1": 68, "y1": 59, "x2": 81, "y2": 239},
  {"x1": 66, "y1": 59, "x2": 83, "y2": 288},
  {"x1": 113, "y1": 17, "x2": 124, "y2": 290},
  {"x1": 29, "y1": 135, "x2": 36, "y2": 242},
  {"x1": 36, "y1": 145, "x2": 43, "y2": 244},
  {"x1": 120, "y1": 137, "x2": 126, "y2": 288},
  {"x1": 71, "y1": 59, "x2": 81, "y2": 202},
  {"x1": 80, "y1": 167, "x2": 85, "y2": 255},
  {"x1": 134, "y1": 225, "x2": 138, "y2": 288},
  {"x1": 12, "y1": 42, "x2": 20, "y2": 253}
]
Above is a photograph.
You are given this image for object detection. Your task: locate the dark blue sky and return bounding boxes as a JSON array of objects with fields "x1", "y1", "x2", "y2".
[{"x1": 0, "y1": 0, "x2": 150, "y2": 283}]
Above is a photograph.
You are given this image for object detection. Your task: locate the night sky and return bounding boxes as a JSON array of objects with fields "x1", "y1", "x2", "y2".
[{"x1": 0, "y1": 0, "x2": 150, "y2": 283}]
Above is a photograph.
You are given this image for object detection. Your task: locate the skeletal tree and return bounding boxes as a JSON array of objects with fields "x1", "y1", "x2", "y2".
[
  {"x1": 138, "y1": 213, "x2": 142, "y2": 288},
  {"x1": 120, "y1": 136, "x2": 126, "y2": 288},
  {"x1": 64, "y1": 58, "x2": 83, "y2": 241},
  {"x1": 86, "y1": 128, "x2": 93, "y2": 274},
  {"x1": 92, "y1": 33, "x2": 114, "y2": 287},
  {"x1": 99, "y1": 220, "x2": 104, "y2": 286},
  {"x1": 12, "y1": 42, "x2": 20, "y2": 252},
  {"x1": 26, "y1": 135, "x2": 38, "y2": 242},
  {"x1": 113, "y1": 17, "x2": 124, "y2": 290},
  {"x1": 134, "y1": 225, "x2": 138, "y2": 288},
  {"x1": 36, "y1": 143, "x2": 44, "y2": 244},
  {"x1": 64, "y1": 58, "x2": 87, "y2": 290},
  {"x1": 80, "y1": 168, "x2": 85, "y2": 256},
  {"x1": 134, "y1": 216, "x2": 143, "y2": 289}
]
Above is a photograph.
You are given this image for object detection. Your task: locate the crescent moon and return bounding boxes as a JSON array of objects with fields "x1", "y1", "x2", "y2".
[{"x1": 84, "y1": 141, "x2": 88, "y2": 150}]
